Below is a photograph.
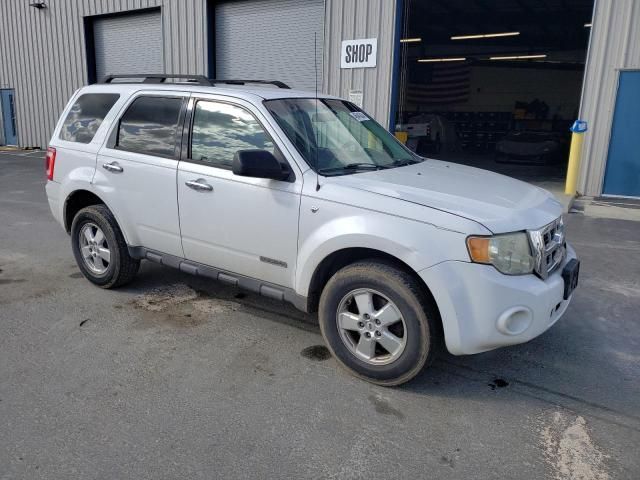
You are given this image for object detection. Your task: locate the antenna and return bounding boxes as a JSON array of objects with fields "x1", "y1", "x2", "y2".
[{"x1": 314, "y1": 31, "x2": 321, "y2": 191}]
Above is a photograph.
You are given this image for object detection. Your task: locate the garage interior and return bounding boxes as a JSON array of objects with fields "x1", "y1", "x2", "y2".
[{"x1": 394, "y1": 0, "x2": 594, "y2": 188}]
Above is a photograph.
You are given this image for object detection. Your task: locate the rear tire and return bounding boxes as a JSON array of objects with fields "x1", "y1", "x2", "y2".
[
  {"x1": 318, "y1": 260, "x2": 440, "y2": 386},
  {"x1": 71, "y1": 205, "x2": 139, "y2": 288}
]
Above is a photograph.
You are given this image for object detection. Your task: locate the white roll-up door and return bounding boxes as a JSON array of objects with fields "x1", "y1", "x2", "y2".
[
  {"x1": 93, "y1": 10, "x2": 163, "y2": 81},
  {"x1": 215, "y1": 0, "x2": 324, "y2": 91}
]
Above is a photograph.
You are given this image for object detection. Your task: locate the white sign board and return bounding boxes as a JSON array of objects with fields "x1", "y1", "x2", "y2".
[
  {"x1": 348, "y1": 89, "x2": 363, "y2": 108},
  {"x1": 341, "y1": 38, "x2": 377, "y2": 69}
]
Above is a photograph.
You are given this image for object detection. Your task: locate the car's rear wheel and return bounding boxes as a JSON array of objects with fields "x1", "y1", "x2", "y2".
[
  {"x1": 318, "y1": 260, "x2": 440, "y2": 386},
  {"x1": 71, "y1": 205, "x2": 139, "y2": 288}
]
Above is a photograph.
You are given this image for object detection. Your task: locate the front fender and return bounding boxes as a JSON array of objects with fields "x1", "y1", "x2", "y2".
[{"x1": 295, "y1": 196, "x2": 471, "y2": 296}]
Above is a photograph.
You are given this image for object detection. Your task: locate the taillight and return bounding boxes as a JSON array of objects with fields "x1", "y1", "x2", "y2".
[{"x1": 45, "y1": 147, "x2": 56, "y2": 181}]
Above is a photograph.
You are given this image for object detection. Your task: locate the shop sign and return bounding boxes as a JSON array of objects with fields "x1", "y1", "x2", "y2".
[{"x1": 341, "y1": 38, "x2": 377, "y2": 68}]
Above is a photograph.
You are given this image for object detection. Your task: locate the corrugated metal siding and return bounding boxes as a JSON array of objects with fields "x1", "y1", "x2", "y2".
[
  {"x1": 323, "y1": 0, "x2": 398, "y2": 128},
  {"x1": 94, "y1": 10, "x2": 163, "y2": 80},
  {"x1": 0, "y1": 94, "x2": 4, "y2": 144},
  {"x1": 215, "y1": 0, "x2": 324, "y2": 91},
  {"x1": 0, "y1": 0, "x2": 208, "y2": 148},
  {"x1": 578, "y1": 0, "x2": 640, "y2": 196},
  {"x1": 0, "y1": 0, "x2": 399, "y2": 146}
]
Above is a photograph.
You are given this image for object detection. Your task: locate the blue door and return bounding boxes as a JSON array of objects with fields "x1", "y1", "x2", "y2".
[
  {"x1": 603, "y1": 71, "x2": 640, "y2": 197},
  {"x1": 0, "y1": 89, "x2": 18, "y2": 146}
]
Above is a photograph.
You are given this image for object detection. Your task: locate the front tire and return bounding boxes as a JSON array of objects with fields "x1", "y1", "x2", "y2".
[
  {"x1": 71, "y1": 205, "x2": 139, "y2": 288},
  {"x1": 318, "y1": 260, "x2": 440, "y2": 386}
]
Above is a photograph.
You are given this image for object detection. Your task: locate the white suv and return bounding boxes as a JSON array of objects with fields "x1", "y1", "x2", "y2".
[{"x1": 45, "y1": 75, "x2": 580, "y2": 385}]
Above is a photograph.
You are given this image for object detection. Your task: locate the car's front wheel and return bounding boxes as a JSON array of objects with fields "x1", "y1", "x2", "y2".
[
  {"x1": 318, "y1": 260, "x2": 440, "y2": 386},
  {"x1": 71, "y1": 204, "x2": 139, "y2": 288}
]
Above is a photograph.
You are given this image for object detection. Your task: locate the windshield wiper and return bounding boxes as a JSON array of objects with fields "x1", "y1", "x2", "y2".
[
  {"x1": 391, "y1": 158, "x2": 421, "y2": 167},
  {"x1": 317, "y1": 163, "x2": 388, "y2": 175}
]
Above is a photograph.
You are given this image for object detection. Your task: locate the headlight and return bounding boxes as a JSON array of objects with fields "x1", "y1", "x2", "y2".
[{"x1": 467, "y1": 232, "x2": 535, "y2": 275}]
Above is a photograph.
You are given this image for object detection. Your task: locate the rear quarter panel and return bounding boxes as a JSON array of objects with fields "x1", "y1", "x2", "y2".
[{"x1": 48, "y1": 89, "x2": 132, "y2": 236}]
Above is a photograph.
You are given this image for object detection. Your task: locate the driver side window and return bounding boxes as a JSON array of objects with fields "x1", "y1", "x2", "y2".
[{"x1": 190, "y1": 100, "x2": 275, "y2": 169}]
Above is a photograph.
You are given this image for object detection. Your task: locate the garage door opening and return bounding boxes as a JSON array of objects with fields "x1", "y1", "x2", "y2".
[
  {"x1": 393, "y1": 0, "x2": 594, "y2": 189},
  {"x1": 214, "y1": 0, "x2": 324, "y2": 91},
  {"x1": 88, "y1": 9, "x2": 163, "y2": 83}
]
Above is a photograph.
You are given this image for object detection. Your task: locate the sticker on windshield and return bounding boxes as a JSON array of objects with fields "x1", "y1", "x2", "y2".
[{"x1": 349, "y1": 111, "x2": 369, "y2": 122}]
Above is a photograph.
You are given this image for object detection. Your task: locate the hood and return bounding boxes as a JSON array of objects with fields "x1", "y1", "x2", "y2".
[{"x1": 330, "y1": 159, "x2": 562, "y2": 233}]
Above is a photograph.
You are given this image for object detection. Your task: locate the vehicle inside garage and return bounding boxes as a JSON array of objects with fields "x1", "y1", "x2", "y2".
[{"x1": 393, "y1": 0, "x2": 594, "y2": 184}]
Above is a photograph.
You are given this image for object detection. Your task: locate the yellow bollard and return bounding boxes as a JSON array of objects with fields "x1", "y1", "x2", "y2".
[
  {"x1": 564, "y1": 120, "x2": 588, "y2": 195},
  {"x1": 395, "y1": 131, "x2": 408, "y2": 144}
]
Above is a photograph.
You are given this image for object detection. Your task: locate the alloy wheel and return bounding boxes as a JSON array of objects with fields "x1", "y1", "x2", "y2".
[
  {"x1": 336, "y1": 288, "x2": 407, "y2": 365},
  {"x1": 79, "y1": 222, "x2": 111, "y2": 275}
]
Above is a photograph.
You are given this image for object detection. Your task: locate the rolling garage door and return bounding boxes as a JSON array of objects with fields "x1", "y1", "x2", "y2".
[
  {"x1": 93, "y1": 10, "x2": 163, "y2": 81},
  {"x1": 215, "y1": 0, "x2": 324, "y2": 91}
]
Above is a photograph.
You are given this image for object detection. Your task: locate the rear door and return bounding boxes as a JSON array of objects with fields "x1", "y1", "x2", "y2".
[
  {"x1": 93, "y1": 91, "x2": 188, "y2": 257},
  {"x1": 176, "y1": 95, "x2": 302, "y2": 288}
]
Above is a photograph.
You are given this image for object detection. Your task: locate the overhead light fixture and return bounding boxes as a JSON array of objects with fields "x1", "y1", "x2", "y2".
[
  {"x1": 451, "y1": 31, "x2": 520, "y2": 40},
  {"x1": 400, "y1": 37, "x2": 422, "y2": 43},
  {"x1": 584, "y1": 23, "x2": 592, "y2": 27},
  {"x1": 490, "y1": 54, "x2": 547, "y2": 60},
  {"x1": 418, "y1": 57, "x2": 466, "y2": 63}
]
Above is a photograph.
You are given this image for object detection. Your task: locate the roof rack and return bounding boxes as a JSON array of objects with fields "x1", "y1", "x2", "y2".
[
  {"x1": 100, "y1": 74, "x2": 290, "y2": 89},
  {"x1": 101, "y1": 74, "x2": 211, "y2": 85},
  {"x1": 211, "y1": 79, "x2": 291, "y2": 89}
]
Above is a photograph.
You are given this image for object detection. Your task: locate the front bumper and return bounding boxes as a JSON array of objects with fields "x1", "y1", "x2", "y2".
[{"x1": 419, "y1": 244, "x2": 577, "y2": 355}]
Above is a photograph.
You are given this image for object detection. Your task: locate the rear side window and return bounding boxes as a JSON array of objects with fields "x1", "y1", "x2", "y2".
[
  {"x1": 59, "y1": 93, "x2": 119, "y2": 143},
  {"x1": 116, "y1": 96, "x2": 184, "y2": 158}
]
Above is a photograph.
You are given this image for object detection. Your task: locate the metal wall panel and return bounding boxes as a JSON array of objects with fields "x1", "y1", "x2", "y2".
[
  {"x1": 0, "y1": 0, "x2": 208, "y2": 148},
  {"x1": 94, "y1": 10, "x2": 163, "y2": 80},
  {"x1": 215, "y1": 0, "x2": 324, "y2": 91},
  {"x1": 578, "y1": 0, "x2": 640, "y2": 196},
  {"x1": 0, "y1": 0, "x2": 400, "y2": 146},
  {"x1": 323, "y1": 0, "x2": 398, "y2": 128}
]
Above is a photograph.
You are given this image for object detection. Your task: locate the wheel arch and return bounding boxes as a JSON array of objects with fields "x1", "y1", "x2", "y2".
[
  {"x1": 63, "y1": 189, "x2": 106, "y2": 233},
  {"x1": 305, "y1": 247, "x2": 442, "y2": 326}
]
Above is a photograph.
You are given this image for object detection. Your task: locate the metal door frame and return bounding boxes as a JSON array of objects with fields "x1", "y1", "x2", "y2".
[
  {"x1": 0, "y1": 88, "x2": 18, "y2": 146},
  {"x1": 600, "y1": 69, "x2": 640, "y2": 199}
]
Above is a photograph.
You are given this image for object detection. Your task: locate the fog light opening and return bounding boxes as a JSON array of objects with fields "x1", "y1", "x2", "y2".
[{"x1": 497, "y1": 307, "x2": 532, "y2": 336}]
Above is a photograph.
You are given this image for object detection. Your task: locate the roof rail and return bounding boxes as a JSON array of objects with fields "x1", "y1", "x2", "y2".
[
  {"x1": 100, "y1": 74, "x2": 290, "y2": 89},
  {"x1": 209, "y1": 79, "x2": 291, "y2": 89},
  {"x1": 101, "y1": 74, "x2": 211, "y2": 85}
]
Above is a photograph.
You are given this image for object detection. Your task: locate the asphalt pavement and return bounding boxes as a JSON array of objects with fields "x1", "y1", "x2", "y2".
[{"x1": 1, "y1": 151, "x2": 639, "y2": 479}]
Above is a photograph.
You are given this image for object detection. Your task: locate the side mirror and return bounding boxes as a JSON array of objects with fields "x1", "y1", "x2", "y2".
[{"x1": 232, "y1": 149, "x2": 289, "y2": 181}]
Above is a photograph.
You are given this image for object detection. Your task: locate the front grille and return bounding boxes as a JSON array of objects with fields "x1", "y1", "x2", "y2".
[{"x1": 528, "y1": 217, "x2": 566, "y2": 279}]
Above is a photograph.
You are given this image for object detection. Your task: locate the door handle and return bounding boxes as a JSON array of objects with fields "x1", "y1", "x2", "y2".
[
  {"x1": 185, "y1": 179, "x2": 213, "y2": 192},
  {"x1": 102, "y1": 162, "x2": 123, "y2": 173}
]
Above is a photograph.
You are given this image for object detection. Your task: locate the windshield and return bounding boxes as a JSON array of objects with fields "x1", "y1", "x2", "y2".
[{"x1": 264, "y1": 98, "x2": 421, "y2": 176}]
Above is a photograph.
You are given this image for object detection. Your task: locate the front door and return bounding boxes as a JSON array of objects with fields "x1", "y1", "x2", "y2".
[
  {"x1": 0, "y1": 89, "x2": 18, "y2": 146},
  {"x1": 603, "y1": 71, "x2": 640, "y2": 198},
  {"x1": 177, "y1": 96, "x2": 301, "y2": 288}
]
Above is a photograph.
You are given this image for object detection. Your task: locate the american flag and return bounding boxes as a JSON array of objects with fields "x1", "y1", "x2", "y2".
[{"x1": 405, "y1": 62, "x2": 471, "y2": 106}]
